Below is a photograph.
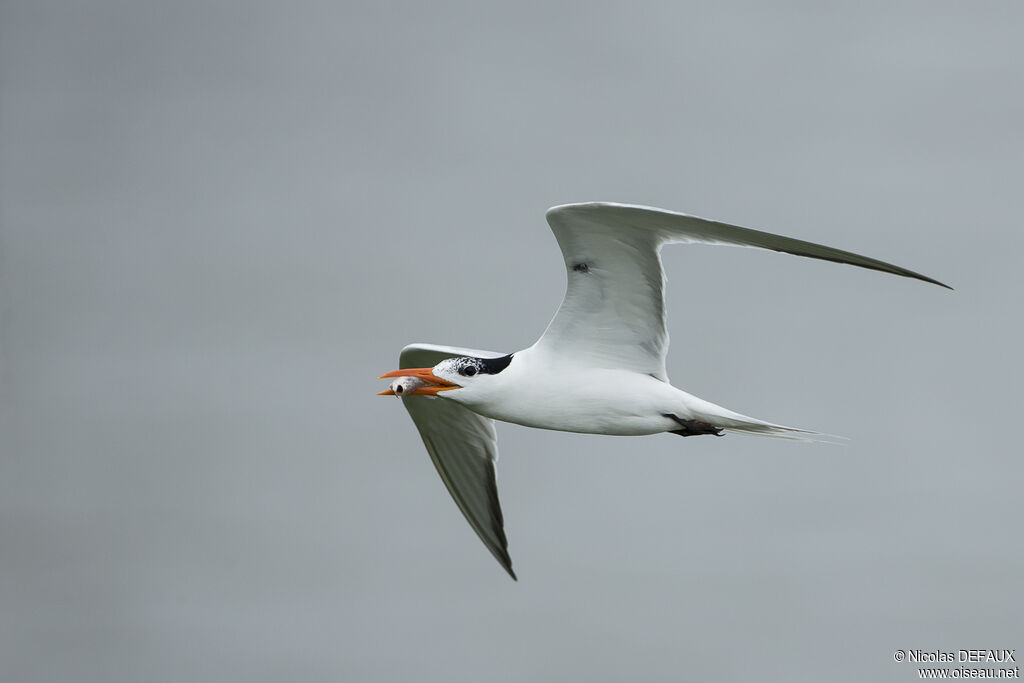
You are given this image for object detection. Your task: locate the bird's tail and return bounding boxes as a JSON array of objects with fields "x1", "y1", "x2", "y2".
[
  {"x1": 720, "y1": 419, "x2": 844, "y2": 444},
  {"x1": 683, "y1": 396, "x2": 845, "y2": 444}
]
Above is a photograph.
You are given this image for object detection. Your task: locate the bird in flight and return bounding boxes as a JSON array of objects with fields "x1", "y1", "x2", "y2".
[{"x1": 378, "y1": 202, "x2": 949, "y2": 579}]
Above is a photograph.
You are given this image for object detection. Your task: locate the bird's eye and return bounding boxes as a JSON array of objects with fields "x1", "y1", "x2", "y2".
[{"x1": 462, "y1": 365, "x2": 477, "y2": 377}]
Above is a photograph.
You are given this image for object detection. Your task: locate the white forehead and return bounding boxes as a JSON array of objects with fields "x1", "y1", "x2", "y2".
[{"x1": 434, "y1": 358, "x2": 461, "y2": 372}]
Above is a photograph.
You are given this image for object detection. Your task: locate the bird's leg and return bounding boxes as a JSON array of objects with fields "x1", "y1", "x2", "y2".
[{"x1": 664, "y1": 414, "x2": 724, "y2": 437}]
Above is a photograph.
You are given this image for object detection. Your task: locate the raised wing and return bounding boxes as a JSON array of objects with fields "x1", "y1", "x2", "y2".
[
  {"x1": 536, "y1": 202, "x2": 950, "y2": 380},
  {"x1": 397, "y1": 343, "x2": 516, "y2": 580}
]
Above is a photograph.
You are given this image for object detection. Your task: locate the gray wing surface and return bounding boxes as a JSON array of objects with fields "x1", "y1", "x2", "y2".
[
  {"x1": 398, "y1": 343, "x2": 515, "y2": 580},
  {"x1": 537, "y1": 202, "x2": 950, "y2": 380}
]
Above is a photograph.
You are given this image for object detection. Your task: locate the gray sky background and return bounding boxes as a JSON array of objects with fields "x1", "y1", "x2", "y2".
[{"x1": 2, "y1": 2, "x2": 1022, "y2": 682}]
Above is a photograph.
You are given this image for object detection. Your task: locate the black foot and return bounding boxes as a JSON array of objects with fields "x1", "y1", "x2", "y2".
[{"x1": 664, "y1": 414, "x2": 724, "y2": 437}]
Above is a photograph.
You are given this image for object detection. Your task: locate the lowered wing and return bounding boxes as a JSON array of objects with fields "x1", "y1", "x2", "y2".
[
  {"x1": 535, "y1": 202, "x2": 950, "y2": 380},
  {"x1": 395, "y1": 343, "x2": 516, "y2": 580}
]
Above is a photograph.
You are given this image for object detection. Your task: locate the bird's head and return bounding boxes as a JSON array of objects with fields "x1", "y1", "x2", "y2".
[{"x1": 378, "y1": 354, "x2": 513, "y2": 397}]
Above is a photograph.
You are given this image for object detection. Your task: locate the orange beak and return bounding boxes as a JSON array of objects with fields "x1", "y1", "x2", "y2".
[{"x1": 377, "y1": 367, "x2": 461, "y2": 396}]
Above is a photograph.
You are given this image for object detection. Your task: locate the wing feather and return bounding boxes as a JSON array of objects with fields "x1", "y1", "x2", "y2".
[
  {"x1": 536, "y1": 202, "x2": 949, "y2": 379},
  {"x1": 398, "y1": 343, "x2": 516, "y2": 580}
]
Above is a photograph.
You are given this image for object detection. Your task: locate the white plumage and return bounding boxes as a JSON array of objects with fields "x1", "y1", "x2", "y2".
[{"x1": 379, "y1": 203, "x2": 949, "y2": 579}]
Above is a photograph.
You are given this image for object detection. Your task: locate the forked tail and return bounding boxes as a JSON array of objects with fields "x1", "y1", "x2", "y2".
[
  {"x1": 671, "y1": 396, "x2": 845, "y2": 443},
  {"x1": 720, "y1": 419, "x2": 843, "y2": 443}
]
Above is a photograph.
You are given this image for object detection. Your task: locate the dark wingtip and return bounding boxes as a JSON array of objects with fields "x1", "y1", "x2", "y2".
[
  {"x1": 889, "y1": 269, "x2": 952, "y2": 290},
  {"x1": 504, "y1": 558, "x2": 518, "y2": 581},
  {"x1": 500, "y1": 561, "x2": 517, "y2": 581},
  {"x1": 882, "y1": 266, "x2": 952, "y2": 290},
  {"x1": 915, "y1": 273, "x2": 953, "y2": 290}
]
